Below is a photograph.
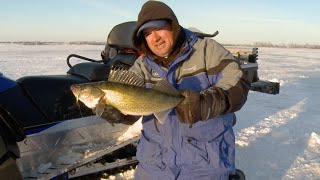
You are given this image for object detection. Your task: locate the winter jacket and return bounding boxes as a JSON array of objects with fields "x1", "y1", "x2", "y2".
[
  {"x1": 130, "y1": 29, "x2": 249, "y2": 180},
  {"x1": 130, "y1": 1, "x2": 249, "y2": 179}
]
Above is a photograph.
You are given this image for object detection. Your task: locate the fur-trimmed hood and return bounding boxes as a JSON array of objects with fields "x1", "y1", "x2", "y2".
[{"x1": 132, "y1": 1, "x2": 185, "y2": 62}]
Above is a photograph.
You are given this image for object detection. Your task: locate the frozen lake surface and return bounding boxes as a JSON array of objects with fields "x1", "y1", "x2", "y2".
[{"x1": 1, "y1": 44, "x2": 319, "y2": 180}]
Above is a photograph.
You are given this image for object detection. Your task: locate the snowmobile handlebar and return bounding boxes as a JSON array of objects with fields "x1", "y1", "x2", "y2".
[
  {"x1": 66, "y1": 54, "x2": 106, "y2": 68},
  {"x1": 193, "y1": 31, "x2": 219, "y2": 38}
]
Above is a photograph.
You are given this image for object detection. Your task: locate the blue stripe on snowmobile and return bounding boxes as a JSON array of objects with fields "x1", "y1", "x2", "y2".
[
  {"x1": 0, "y1": 73, "x2": 17, "y2": 93},
  {"x1": 24, "y1": 122, "x2": 61, "y2": 135}
]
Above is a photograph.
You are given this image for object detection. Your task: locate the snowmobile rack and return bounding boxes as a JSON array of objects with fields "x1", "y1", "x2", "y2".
[{"x1": 228, "y1": 47, "x2": 280, "y2": 95}]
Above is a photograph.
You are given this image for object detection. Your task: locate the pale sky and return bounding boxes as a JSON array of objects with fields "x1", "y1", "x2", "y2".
[{"x1": 1, "y1": 0, "x2": 319, "y2": 45}]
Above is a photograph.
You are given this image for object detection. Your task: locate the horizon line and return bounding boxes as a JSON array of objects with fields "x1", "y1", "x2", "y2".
[{"x1": 1, "y1": 41, "x2": 319, "y2": 46}]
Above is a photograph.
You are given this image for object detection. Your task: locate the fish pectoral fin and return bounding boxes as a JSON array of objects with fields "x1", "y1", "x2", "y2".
[
  {"x1": 152, "y1": 80, "x2": 180, "y2": 96},
  {"x1": 121, "y1": 111, "x2": 128, "y2": 115},
  {"x1": 95, "y1": 101, "x2": 106, "y2": 116},
  {"x1": 154, "y1": 110, "x2": 172, "y2": 124}
]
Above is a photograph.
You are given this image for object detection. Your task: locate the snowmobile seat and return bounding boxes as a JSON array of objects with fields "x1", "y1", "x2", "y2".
[
  {"x1": 107, "y1": 21, "x2": 136, "y2": 50},
  {"x1": 102, "y1": 21, "x2": 140, "y2": 68},
  {"x1": 67, "y1": 21, "x2": 139, "y2": 81},
  {"x1": 15, "y1": 75, "x2": 93, "y2": 126},
  {"x1": 67, "y1": 62, "x2": 109, "y2": 81},
  {"x1": 102, "y1": 21, "x2": 140, "y2": 71}
]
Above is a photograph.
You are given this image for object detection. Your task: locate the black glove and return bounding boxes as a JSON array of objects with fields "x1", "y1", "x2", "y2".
[
  {"x1": 99, "y1": 105, "x2": 125, "y2": 125},
  {"x1": 175, "y1": 87, "x2": 227, "y2": 127},
  {"x1": 97, "y1": 105, "x2": 139, "y2": 126},
  {"x1": 175, "y1": 90, "x2": 201, "y2": 127}
]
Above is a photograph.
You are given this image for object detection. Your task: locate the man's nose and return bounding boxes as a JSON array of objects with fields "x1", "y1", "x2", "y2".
[{"x1": 150, "y1": 31, "x2": 160, "y2": 42}]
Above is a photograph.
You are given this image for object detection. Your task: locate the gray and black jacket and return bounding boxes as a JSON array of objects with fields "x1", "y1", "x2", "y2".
[{"x1": 130, "y1": 1, "x2": 250, "y2": 179}]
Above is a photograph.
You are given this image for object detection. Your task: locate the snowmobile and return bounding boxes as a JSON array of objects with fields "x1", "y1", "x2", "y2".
[{"x1": 0, "y1": 21, "x2": 279, "y2": 180}]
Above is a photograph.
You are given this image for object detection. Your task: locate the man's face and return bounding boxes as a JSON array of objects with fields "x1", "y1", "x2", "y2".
[{"x1": 143, "y1": 24, "x2": 174, "y2": 58}]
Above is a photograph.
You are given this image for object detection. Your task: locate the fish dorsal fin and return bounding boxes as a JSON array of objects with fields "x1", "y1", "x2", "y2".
[
  {"x1": 152, "y1": 80, "x2": 180, "y2": 96},
  {"x1": 108, "y1": 68, "x2": 144, "y2": 87}
]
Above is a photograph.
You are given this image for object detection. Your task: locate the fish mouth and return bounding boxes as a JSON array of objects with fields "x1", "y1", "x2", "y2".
[
  {"x1": 70, "y1": 84, "x2": 80, "y2": 95},
  {"x1": 70, "y1": 84, "x2": 81, "y2": 102}
]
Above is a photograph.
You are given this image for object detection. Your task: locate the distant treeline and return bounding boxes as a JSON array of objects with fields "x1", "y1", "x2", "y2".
[
  {"x1": 1, "y1": 41, "x2": 320, "y2": 49},
  {"x1": 223, "y1": 42, "x2": 320, "y2": 49},
  {"x1": 0, "y1": 41, "x2": 105, "y2": 45}
]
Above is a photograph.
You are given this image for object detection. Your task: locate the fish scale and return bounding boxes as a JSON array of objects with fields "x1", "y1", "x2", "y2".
[{"x1": 100, "y1": 81, "x2": 182, "y2": 115}]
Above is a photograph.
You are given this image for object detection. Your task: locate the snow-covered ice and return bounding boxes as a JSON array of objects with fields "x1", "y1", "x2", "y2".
[
  {"x1": 234, "y1": 47, "x2": 320, "y2": 180},
  {"x1": 1, "y1": 44, "x2": 319, "y2": 179}
]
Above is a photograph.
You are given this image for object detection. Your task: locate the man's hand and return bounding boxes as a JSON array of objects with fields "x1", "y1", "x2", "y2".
[
  {"x1": 98, "y1": 105, "x2": 140, "y2": 126},
  {"x1": 175, "y1": 87, "x2": 227, "y2": 127},
  {"x1": 99, "y1": 105, "x2": 125, "y2": 125},
  {"x1": 175, "y1": 90, "x2": 201, "y2": 127}
]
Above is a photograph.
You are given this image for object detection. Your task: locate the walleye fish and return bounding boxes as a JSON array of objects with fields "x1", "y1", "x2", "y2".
[{"x1": 70, "y1": 69, "x2": 184, "y2": 124}]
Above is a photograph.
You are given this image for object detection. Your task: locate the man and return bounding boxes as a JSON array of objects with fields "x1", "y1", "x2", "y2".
[{"x1": 107, "y1": 1, "x2": 249, "y2": 179}]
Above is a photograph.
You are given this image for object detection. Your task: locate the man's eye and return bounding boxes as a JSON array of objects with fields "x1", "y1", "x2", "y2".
[{"x1": 143, "y1": 32, "x2": 151, "y2": 37}]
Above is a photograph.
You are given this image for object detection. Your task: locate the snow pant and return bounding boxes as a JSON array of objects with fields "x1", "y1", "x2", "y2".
[{"x1": 134, "y1": 113, "x2": 236, "y2": 180}]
